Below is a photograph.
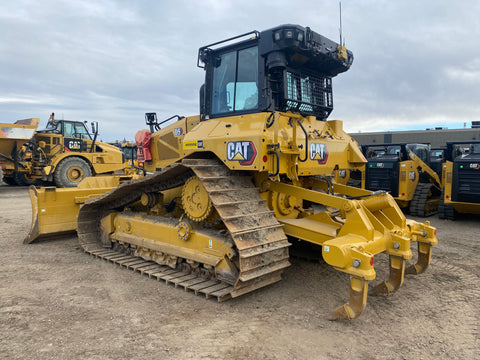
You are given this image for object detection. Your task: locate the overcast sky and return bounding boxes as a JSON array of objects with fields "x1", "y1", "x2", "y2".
[{"x1": 1, "y1": 0, "x2": 479, "y2": 141}]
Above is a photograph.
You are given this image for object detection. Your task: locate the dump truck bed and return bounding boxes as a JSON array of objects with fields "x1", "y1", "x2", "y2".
[{"x1": 0, "y1": 118, "x2": 39, "y2": 171}]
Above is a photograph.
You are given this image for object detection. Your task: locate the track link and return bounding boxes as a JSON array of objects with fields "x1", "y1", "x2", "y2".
[
  {"x1": 438, "y1": 190, "x2": 456, "y2": 220},
  {"x1": 77, "y1": 158, "x2": 290, "y2": 301},
  {"x1": 409, "y1": 182, "x2": 439, "y2": 217},
  {"x1": 87, "y1": 247, "x2": 234, "y2": 301},
  {"x1": 185, "y1": 159, "x2": 291, "y2": 297}
]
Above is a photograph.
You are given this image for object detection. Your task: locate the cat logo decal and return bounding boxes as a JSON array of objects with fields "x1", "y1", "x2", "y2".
[
  {"x1": 310, "y1": 143, "x2": 328, "y2": 164},
  {"x1": 227, "y1": 141, "x2": 257, "y2": 166}
]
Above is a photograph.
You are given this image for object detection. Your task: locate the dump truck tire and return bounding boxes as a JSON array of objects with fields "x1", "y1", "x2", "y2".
[
  {"x1": 54, "y1": 157, "x2": 92, "y2": 187},
  {"x1": 14, "y1": 172, "x2": 36, "y2": 186},
  {"x1": 3, "y1": 175, "x2": 16, "y2": 186}
]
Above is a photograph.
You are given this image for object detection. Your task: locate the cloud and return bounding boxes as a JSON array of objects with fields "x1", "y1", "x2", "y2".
[{"x1": 1, "y1": 0, "x2": 480, "y2": 141}]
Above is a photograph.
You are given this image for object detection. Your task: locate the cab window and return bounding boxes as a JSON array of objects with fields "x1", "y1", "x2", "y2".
[
  {"x1": 62, "y1": 122, "x2": 75, "y2": 137},
  {"x1": 387, "y1": 146, "x2": 400, "y2": 155},
  {"x1": 211, "y1": 46, "x2": 258, "y2": 114},
  {"x1": 74, "y1": 123, "x2": 91, "y2": 140},
  {"x1": 414, "y1": 146, "x2": 429, "y2": 163},
  {"x1": 61, "y1": 122, "x2": 91, "y2": 139}
]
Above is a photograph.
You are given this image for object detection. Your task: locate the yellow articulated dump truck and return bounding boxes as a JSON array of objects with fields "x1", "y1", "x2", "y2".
[
  {"x1": 25, "y1": 25, "x2": 437, "y2": 320},
  {"x1": 1, "y1": 113, "x2": 124, "y2": 187},
  {"x1": 0, "y1": 118, "x2": 40, "y2": 185}
]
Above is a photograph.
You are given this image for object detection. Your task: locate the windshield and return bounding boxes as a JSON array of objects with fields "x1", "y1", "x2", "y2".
[
  {"x1": 122, "y1": 146, "x2": 137, "y2": 160},
  {"x1": 45, "y1": 121, "x2": 57, "y2": 131},
  {"x1": 62, "y1": 122, "x2": 91, "y2": 140},
  {"x1": 386, "y1": 146, "x2": 401, "y2": 155},
  {"x1": 211, "y1": 46, "x2": 258, "y2": 114},
  {"x1": 471, "y1": 144, "x2": 480, "y2": 154}
]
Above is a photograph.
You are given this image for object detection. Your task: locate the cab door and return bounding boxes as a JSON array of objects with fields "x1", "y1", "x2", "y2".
[{"x1": 62, "y1": 121, "x2": 90, "y2": 151}]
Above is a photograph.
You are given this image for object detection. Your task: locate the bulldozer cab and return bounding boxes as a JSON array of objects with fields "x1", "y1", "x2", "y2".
[{"x1": 198, "y1": 24, "x2": 353, "y2": 121}]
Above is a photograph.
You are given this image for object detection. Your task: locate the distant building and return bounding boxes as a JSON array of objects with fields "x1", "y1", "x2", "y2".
[{"x1": 350, "y1": 122, "x2": 480, "y2": 147}]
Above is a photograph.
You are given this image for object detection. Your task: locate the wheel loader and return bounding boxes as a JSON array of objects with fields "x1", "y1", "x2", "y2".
[
  {"x1": 439, "y1": 140, "x2": 480, "y2": 219},
  {"x1": 25, "y1": 24, "x2": 437, "y2": 320},
  {"x1": 1, "y1": 113, "x2": 124, "y2": 187},
  {"x1": 362, "y1": 143, "x2": 442, "y2": 216}
]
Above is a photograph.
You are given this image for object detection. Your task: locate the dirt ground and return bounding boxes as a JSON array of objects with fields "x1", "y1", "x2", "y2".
[{"x1": 0, "y1": 184, "x2": 478, "y2": 360}]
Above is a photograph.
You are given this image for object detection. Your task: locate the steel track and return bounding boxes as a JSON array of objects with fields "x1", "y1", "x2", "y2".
[
  {"x1": 409, "y1": 182, "x2": 439, "y2": 217},
  {"x1": 77, "y1": 158, "x2": 290, "y2": 301},
  {"x1": 85, "y1": 247, "x2": 234, "y2": 301}
]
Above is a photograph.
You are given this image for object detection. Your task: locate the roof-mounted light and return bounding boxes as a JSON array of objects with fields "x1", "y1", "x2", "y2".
[{"x1": 274, "y1": 28, "x2": 304, "y2": 43}]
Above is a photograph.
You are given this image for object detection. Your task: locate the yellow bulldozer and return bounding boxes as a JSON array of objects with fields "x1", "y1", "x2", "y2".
[
  {"x1": 1, "y1": 113, "x2": 124, "y2": 187},
  {"x1": 25, "y1": 25, "x2": 437, "y2": 320}
]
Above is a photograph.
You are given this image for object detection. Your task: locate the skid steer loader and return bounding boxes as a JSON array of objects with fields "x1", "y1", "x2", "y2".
[
  {"x1": 362, "y1": 143, "x2": 442, "y2": 216},
  {"x1": 25, "y1": 24, "x2": 437, "y2": 320},
  {"x1": 439, "y1": 140, "x2": 480, "y2": 219}
]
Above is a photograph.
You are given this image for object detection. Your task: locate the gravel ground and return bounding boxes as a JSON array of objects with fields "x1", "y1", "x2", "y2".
[{"x1": 0, "y1": 184, "x2": 479, "y2": 359}]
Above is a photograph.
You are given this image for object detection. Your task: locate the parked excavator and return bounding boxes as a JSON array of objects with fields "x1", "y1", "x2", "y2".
[
  {"x1": 25, "y1": 24, "x2": 437, "y2": 320},
  {"x1": 362, "y1": 143, "x2": 442, "y2": 216}
]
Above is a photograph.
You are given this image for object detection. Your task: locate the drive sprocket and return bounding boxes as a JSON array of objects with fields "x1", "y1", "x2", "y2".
[{"x1": 181, "y1": 175, "x2": 214, "y2": 222}]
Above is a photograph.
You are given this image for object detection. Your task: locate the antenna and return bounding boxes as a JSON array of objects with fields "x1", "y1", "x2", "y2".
[{"x1": 339, "y1": 1, "x2": 343, "y2": 46}]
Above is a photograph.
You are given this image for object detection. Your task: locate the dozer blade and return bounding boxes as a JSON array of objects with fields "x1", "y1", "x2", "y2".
[{"x1": 24, "y1": 176, "x2": 128, "y2": 243}]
